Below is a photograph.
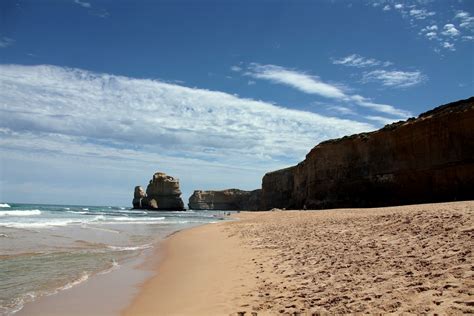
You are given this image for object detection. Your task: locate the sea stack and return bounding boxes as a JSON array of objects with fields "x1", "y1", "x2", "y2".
[{"x1": 133, "y1": 172, "x2": 185, "y2": 211}]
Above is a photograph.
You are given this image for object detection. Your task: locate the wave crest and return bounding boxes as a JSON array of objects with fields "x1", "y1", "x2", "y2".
[{"x1": 0, "y1": 210, "x2": 41, "y2": 216}]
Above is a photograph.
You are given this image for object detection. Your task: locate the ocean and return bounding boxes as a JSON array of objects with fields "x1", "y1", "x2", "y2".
[{"x1": 0, "y1": 202, "x2": 228, "y2": 315}]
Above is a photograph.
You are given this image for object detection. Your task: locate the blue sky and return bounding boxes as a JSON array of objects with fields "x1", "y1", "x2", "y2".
[{"x1": 0, "y1": 0, "x2": 473, "y2": 206}]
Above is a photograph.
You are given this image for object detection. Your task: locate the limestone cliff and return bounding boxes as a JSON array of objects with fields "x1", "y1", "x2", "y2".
[
  {"x1": 188, "y1": 189, "x2": 261, "y2": 210},
  {"x1": 133, "y1": 172, "x2": 185, "y2": 210},
  {"x1": 261, "y1": 97, "x2": 474, "y2": 210}
]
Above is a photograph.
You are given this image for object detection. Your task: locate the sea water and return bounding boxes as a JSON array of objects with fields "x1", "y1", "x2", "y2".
[{"x1": 0, "y1": 202, "x2": 228, "y2": 315}]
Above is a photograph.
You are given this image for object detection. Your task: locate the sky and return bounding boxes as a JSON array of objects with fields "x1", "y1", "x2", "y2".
[{"x1": 0, "y1": 0, "x2": 473, "y2": 206}]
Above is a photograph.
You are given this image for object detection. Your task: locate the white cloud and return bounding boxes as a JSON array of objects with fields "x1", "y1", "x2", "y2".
[
  {"x1": 328, "y1": 106, "x2": 357, "y2": 116},
  {"x1": 244, "y1": 63, "x2": 411, "y2": 119},
  {"x1": 0, "y1": 64, "x2": 375, "y2": 175},
  {"x1": 443, "y1": 42, "x2": 455, "y2": 51},
  {"x1": 245, "y1": 63, "x2": 347, "y2": 99},
  {"x1": 247, "y1": 80, "x2": 256, "y2": 85},
  {"x1": 0, "y1": 64, "x2": 385, "y2": 203},
  {"x1": 425, "y1": 31, "x2": 438, "y2": 40},
  {"x1": 455, "y1": 11, "x2": 474, "y2": 29},
  {"x1": 372, "y1": 1, "x2": 473, "y2": 54},
  {"x1": 230, "y1": 65, "x2": 242, "y2": 72},
  {"x1": 442, "y1": 24, "x2": 460, "y2": 37},
  {"x1": 409, "y1": 8, "x2": 435, "y2": 20},
  {"x1": 332, "y1": 54, "x2": 392, "y2": 68},
  {"x1": 420, "y1": 25, "x2": 438, "y2": 40},
  {"x1": 350, "y1": 95, "x2": 412, "y2": 118},
  {"x1": 363, "y1": 70, "x2": 426, "y2": 88},
  {"x1": 0, "y1": 37, "x2": 14, "y2": 48},
  {"x1": 422, "y1": 25, "x2": 438, "y2": 31},
  {"x1": 74, "y1": 0, "x2": 91, "y2": 8}
]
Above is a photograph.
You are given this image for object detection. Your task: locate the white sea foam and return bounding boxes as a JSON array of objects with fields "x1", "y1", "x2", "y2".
[
  {"x1": 0, "y1": 203, "x2": 11, "y2": 208},
  {"x1": 59, "y1": 272, "x2": 89, "y2": 290},
  {"x1": 0, "y1": 219, "x2": 79, "y2": 228},
  {"x1": 5, "y1": 291, "x2": 37, "y2": 316},
  {"x1": 107, "y1": 244, "x2": 152, "y2": 251},
  {"x1": 110, "y1": 216, "x2": 165, "y2": 222},
  {"x1": 92, "y1": 215, "x2": 106, "y2": 221},
  {"x1": 66, "y1": 210, "x2": 88, "y2": 214},
  {"x1": 82, "y1": 208, "x2": 89, "y2": 211},
  {"x1": 3, "y1": 271, "x2": 92, "y2": 315},
  {"x1": 0, "y1": 210, "x2": 41, "y2": 216},
  {"x1": 98, "y1": 260, "x2": 120, "y2": 275}
]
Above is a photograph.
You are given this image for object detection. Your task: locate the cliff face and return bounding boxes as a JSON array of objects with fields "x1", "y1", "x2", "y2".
[
  {"x1": 261, "y1": 166, "x2": 296, "y2": 210},
  {"x1": 133, "y1": 172, "x2": 185, "y2": 210},
  {"x1": 188, "y1": 189, "x2": 261, "y2": 210},
  {"x1": 261, "y1": 97, "x2": 474, "y2": 210}
]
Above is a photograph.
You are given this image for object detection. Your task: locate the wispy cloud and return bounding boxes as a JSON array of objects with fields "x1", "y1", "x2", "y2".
[
  {"x1": 328, "y1": 106, "x2": 357, "y2": 116},
  {"x1": 455, "y1": 11, "x2": 474, "y2": 29},
  {"x1": 332, "y1": 53, "x2": 426, "y2": 91},
  {"x1": 443, "y1": 42, "x2": 455, "y2": 51},
  {"x1": 0, "y1": 37, "x2": 14, "y2": 48},
  {"x1": 92, "y1": 9, "x2": 110, "y2": 18},
  {"x1": 365, "y1": 115, "x2": 401, "y2": 125},
  {"x1": 331, "y1": 54, "x2": 392, "y2": 68},
  {"x1": 409, "y1": 8, "x2": 435, "y2": 20},
  {"x1": 230, "y1": 65, "x2": 242, "y2": 72},
  {"x1": 375, "y1": 1, "x2": 473, "y2": 53},
  {"x1": 246, "y1": 63, "x2": 347, "y2": 99},
  {"x1": 362, "y1": 70, "x2": 426, "y2": 88},
  {"x1": 441, "y1": 24, "x2": 460, "y2": 37},
  {"x1": 244, "y1": 63, "x2": 411, "y2": 119},
  {"x1": 0, "y1": 64, "x2": 375, "y2": 183},
  {"x1": 350, "y1": 95, "x2": 412, "y2": 118},
  {"x1": 74, "y1": 0, "x2": 91, "y2": 8},
  {"x1": 420, "y1": 25, "x2": 438, "y2": 40},
  {"x1": 462, "y1": 35, "x2": 474, "y2": 41}
]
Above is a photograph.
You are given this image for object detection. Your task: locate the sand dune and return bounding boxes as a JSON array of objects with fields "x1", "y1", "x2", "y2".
[{"x1": 123, "y1": 201, "x2": 473, "y2": 315}]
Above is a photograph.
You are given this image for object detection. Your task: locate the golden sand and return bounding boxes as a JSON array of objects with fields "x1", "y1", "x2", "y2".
[{"x1": 123, "y1": 201, "x2": 473, "y2": 315}]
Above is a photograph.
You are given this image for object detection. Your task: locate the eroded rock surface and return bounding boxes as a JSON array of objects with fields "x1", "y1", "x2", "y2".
[
  {"x1": 133, "y1": 172, "x2": 185, "y2": 210},
  {"x1": 261, "y1": 97, "x2": 474, "y2": 210},
  {"x1": 188, "y1": 189, "x2": 261, "y2": 210},
  {"x1": 132, "y1": 185, "x2": 158, "y2": 209}
]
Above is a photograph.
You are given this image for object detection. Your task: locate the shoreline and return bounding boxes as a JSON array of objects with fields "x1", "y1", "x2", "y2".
[
  {"x1": 15, "y1": 245, "x2": 155, "y2": 316},
  {"x1": 122, "y1": 201, "x2": 473, "y2": 315},
  {"x1": 122, "y1": 219, "x2": 259, "y2": 315},
  {"x1": 12, "y1": 221, "x2": 211, "y2": 316}
]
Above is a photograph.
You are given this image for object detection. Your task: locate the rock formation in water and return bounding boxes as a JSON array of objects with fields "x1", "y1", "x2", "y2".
[
  {"x1": 188, "y1": 189, "x2": 261, "y2": 210},
  {"x1": 133, "y1": 172, "x2": 185, "y2": 211},
  {"x1": 132, "y1": 186, "x2": 158, "y2": 209},
  {"x1": 261, "y1": 97, "x2": 474, "y2": 210}
]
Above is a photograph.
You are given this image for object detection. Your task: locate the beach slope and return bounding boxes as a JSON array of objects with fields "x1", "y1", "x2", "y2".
[{"x1": 123, "y1": 201, "x2": 473, "y2": 315}]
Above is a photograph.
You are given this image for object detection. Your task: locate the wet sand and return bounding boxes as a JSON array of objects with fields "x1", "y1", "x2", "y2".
[
  {"x1": 123, "y1": 201, "x2": 473, "y2": 315},
  {"x1": 17, "y1": 251, "x2": 153, "y2": 316}
]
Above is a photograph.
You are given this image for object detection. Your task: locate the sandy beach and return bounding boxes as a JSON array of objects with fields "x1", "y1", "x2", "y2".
[{"x1": 123, "y1": 201, "x2": 473, "y2": 315}]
